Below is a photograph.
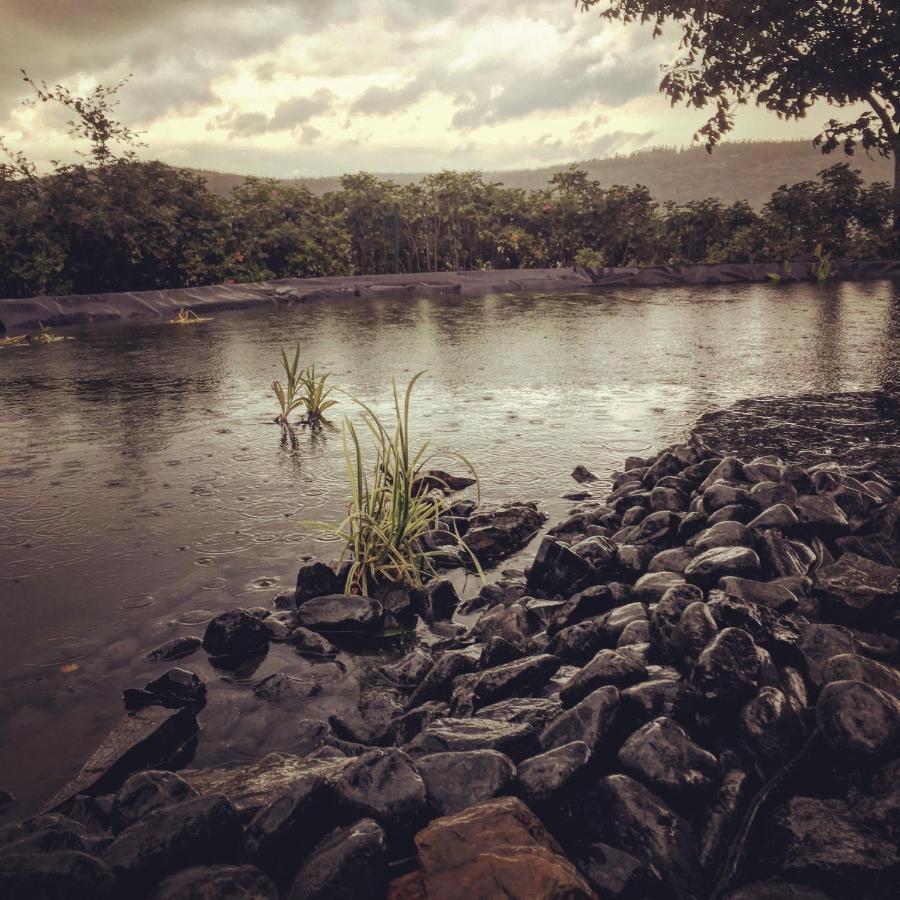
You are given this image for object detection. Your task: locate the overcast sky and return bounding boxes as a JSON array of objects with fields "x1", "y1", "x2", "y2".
[{"x1": 0, "y1": 0, "x2": 862, "y2": 178}]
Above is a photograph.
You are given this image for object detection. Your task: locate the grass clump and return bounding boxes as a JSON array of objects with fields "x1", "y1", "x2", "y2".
[
  {"x1": 318, "y1": 372, "x2": 482, "y2": 596},
  {"x1": 272, "y1": 345, "x2": 338, "y2": 427},
  {"x1": 169, "y1": 306, "x2": 213, "y2": 325}
]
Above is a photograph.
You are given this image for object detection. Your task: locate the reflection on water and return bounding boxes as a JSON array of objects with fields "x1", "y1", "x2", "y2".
[{"x1": 0, "y1": 279, "x2": 898, "y2": 817}]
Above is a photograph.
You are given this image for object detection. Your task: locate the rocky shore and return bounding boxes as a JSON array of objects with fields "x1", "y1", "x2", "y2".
[{"x1": 2, "y1": 426, "x2": 900, "y2": 899}]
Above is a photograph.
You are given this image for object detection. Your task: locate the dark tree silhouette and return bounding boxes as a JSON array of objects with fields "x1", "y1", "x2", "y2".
[{"x1": 578, "y1": 0, "x2": 900, "y2": 234}]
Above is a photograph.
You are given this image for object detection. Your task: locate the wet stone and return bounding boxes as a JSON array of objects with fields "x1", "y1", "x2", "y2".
[
  {"x1": 423, "y1": 578, "x2": 459, "y2": 620},
  {"x1": 684, "y1": 546, "x2": 761, "y2": 588},
  {"x1": 517, "y1": 741, "x2": 591, "y2": 804},
  {"x1": 253, "y1": 672, "x2": 322, "y2": 703},
  {"x1": 740, "y1": 687, "x2": 805, "y2": 768},
  {"x1": 699, "y1": 769, "x2": 749, "y2": 872},
  {"x1": 539, "y1": 685, "x2": 619, "y2": 753},
  {"x1": 747, "y1": 503, "x2": 800, "y2": 531},
  {"x1": 814, "y1": 552, "x2": 900, "y2": 619},
  {"x1": 691, "y1": 521, "x2": 753, "y2": 553},
  {"x1": 794, "y1": 494, "x2": 850, "y2": 534},
  {"x1": 617, "y1": 716, "x2": 719, "y2": 806},
  {"x1": 295, "y1": 562, "x2": 342, "y2": 604},
  {"x1": 150, "y1": 865, "x2": 278, "y2": 900},
  {"x1": 572, "y1": 842, "x2": 664, "y2": 900},
  {"x1": 288, "y1": 818, "x2": 387, "y2": 900},
  {"x1": 692, "y1": 627, "x2": 762, "y2": 704},
  {"x1": 407, "y1": 652, "x2": 478, "y2": 707},
  {"x1": 797, "y1": 622, "x2": 857, "y2": 688},
  {"x1": 202, "y1": 609, "x2": 269, "y2": 658},
  {"x1": 145, "y1": 636, "x2": 202, "y2": 663},
  {"x1": 815, "y1": 680, "x2": 900, "y2": 760},
  {"x1": 632, "y1": 571, "x2": 685, "y2": 603},
  {"x1": 822, "y1": 654, "x2": 900, "y2": 699},
  {"x1": 718, "y1": 576, "x2": 798, "y2": 612},
  {"x1": 0, "y1": 851, "x2": 117, "y2": 900},
  {"x1": 417, "y1": 750, "x2": 515, "y2": 816},
  {"x1": 474, "y1": 697, "x2": 563, "y2": 732},
  {"x1": 295, "y1": 594, "x2": 384, "y2": 634},
  {"x1": 112, "y1": 770, "x2": 199, "y2": 831},
  {"x1": 289, "y1": 626, "x2": 337, "y2": 657},
  {"x1": 450, "y1": 653, "x2": 561, "y2": 715},
  {"x1": 405, "y1": 717, "x2": 534, "y2": 761},
  {"x1": 558, "y1": 649, "x2": 647, "y2": 708},
  {"x1": 379, "y1": 648, "x2": 432, "y2": 690}
]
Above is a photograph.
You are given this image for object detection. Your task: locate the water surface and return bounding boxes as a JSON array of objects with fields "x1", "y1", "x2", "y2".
[{"x1": 1, "y1": 280, "x2": 898, "y2": 817}]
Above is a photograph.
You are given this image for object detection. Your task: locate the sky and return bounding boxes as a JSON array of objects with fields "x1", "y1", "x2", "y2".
[{"x1": 0, "y1": 0, "x2": 862, "y2": 178}]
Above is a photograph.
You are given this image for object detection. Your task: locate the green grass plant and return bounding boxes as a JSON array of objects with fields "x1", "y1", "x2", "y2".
[
  {"x1": 272, "y1": 344, "x2": 306, "y2": 425},
  {"x1": 315, "y1": 372, "x2": 482, "y2": 596},
  {"x1": 299, "y1": 364, "x2": 338, "y2": 427}
]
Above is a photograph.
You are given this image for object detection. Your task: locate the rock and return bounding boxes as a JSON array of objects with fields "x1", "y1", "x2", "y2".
[
  {"x1": 517, "y1": 741, "x2": 591, "y2": 804},
  {"x1": 295, "y1": 562, "x2": 342, "y2": 604},
  {"x1": 740, "y1": 687, "x2": 805, "y2": 768},
  {"x1": 749, "y1": 480, "x2": 798, "y2": 509},
  {"x1": 0, "y1": 788, "x2": 14, "y2": 816},
  {"x1": 583, "y1": 774, "x2": 704, "y2": 900},
  {"x1": 414, "y1": 797, "x2": 594, "y2": 899},
  {"x1": 835, "y1": 534, "x2": 900, "y2": 568},
  {"x1": 451, "y1": 654, "x2": 561, "y2": 714},
  {"x1": 747, "y1": 503, "x2": 800, "y2": 531},
  {"x1": 571, "y1": 535, "x2": 619, "y2": 572},
  {"x1": 44, "y1": 706, "x2": 199, "y2": 813},
  {"x1": 145, "y1": 636, "x2": 202, "y2": 663},
  {"x1": 546, "y1": 585, "x2": 617, "y2": 636},
  {"x1": 699, "y1": 769, "x2": 749, "y2": 872},
  {"x1": 673, "y1": 602, "x2": 719, "y2": 664},
  {"x1": 684, "y1": 546, "x2": 761, "y2": 588},
  {"x1": 632, "y1": 571, "x2": 685, "y2": 603},
  {"x1": 112, "y1": 771, "x2": 199, "y2": 831},
  {"x1": 379, "y1": 649, "x2": 433, "y2": 690},
  {"x1": 647, "y1": 546, "x2": 697, "y2": 574},
  {"x1": 692, "y1": 521, "x2": 753, "y2": 552},
  {"x1": 423, "y1": 579, "x2": 460, "y2": 620},
  {"x1": 288, "y1": 818, "x2": 388, "y2": 900},
  {"x1": 822, "y1": 654, "x2": 900, "y2": 699},
  {"x1": 242, "y1": 773, "x2": 331, "y2": 877},
  {"x1": 464, "y1": 502, "x2": 547, "y2": 564},
  {"x1": 718, "y1": 576, "x2": 798, "y2": 612},
  {"x1": 648, "y1": 583, "x2": 705, "y2": 663},
  {"x1": 692, "y1": 628, "x2": 762, "y2": 704},
  {"x1": 295, "y1": 595, "x2": 384, "y2": 634},
  {"x1": 474, "y1": 697, "x2": 563, "y2": 732},
  {"x1": 794, "y1": 495, "x2": 850, "y2": 534},
  {"x1": 600, "y1": 603, "x2": 648, "y2": 642},
  {"x1": 703, "y1": 482, "x2": 751, "y2": 513},
  {"x1": 572, "y1": 464, "x2": 598, "y2": 483},
  {"x1": 539, "y1": 685, "x2": 619, "y2": 753},
  {"x1": 620, "y1": 678, "x2": 690, "y2": 727},
  {"x1": 558, "y1": 649, "x2": 647, "y2": 707},
  {"x1": 547, "y1": 618, "x2": 609, "y2": 664},
  {"x1": 0, "y1": 816, "x2": 89, "y2": 856},
  {"x1": 202, "y1": 609, "x2": 269, "y2": 658},
  {"x1": 526, "y1": 536, "x2": 597, "y2": 595},
  {"x1": 408, "y1": 652, "x2": 478, "y2": 707},
  {"x1": 797, "y1": 623, "x2": 856, "y2": 688},
  {"x1": 767, "y1": 794, "x2": 900, "y2": 892},
  {"x1": 0, "y1": 851, "x2": 116, "y2": 899},
  {"x1": 816, "y1": 680, "x2": 900, "y2": 759},
  {"x1": 333, "y1": 749, "x2": 426, "y2": 833},
  {"x1": 723, "y1": 883, "x2": 831, "y2": 900},
  {"x1": 742, "y1": 457, "x2": 786, "y2": 484},
  {"x1": 572, "y1": 842, "x2": 664, "y2": 900},
  {"x1": 141, "y1": 668, "x2": 206, "y2": 707},
  {"x1": 417, "y1": 750, "x2": 515, "y2": 815},
  {"x1": 618, "y1": 716, "x2": 719, "y2": 807},
  {"x1": 182, "y1": 753, "x2": 350, "y2": 817},
  {"x1": 629, "y1": 510, "x2": 681, "y2": 548},
  {"x1": 405, "y1": 718, "x2": 534, "y2": 761},
  {"x1": 699, "y1": 457, "x2": 745, "y2": 490},
  {"x1": 150, "y1": 865, "x2": 278, "y2": 899},
  {"x1": 756, "y1": 530, "x2": 816, "y2": 579},
  {"x1": 413, "y1": 468, "x2": 477, "y2": 493},
  {"x1": 707, "y1": 503, "x2": 756, "y2": 525},
  {"x1": 289, "y1": 626, "x2": 338, "y2": 657},
  {"x1": 618, "y1": 620, "x2": 651, "y2": 647},
  {"x1": 814, "y1": 552, "x2": 900, "y2": 619},
  {"x1": 103, "y1": 795, "x2": 242, "y2": 887},
  {"x1": 253, "y1": 672, "x2": 322, "y2": 703},
  {"x1": 651, "y1": 486, "x2": 688, "y2": 513},
  {"x1": 471, "y1": 604, "x2": 532, "y2": 649}
]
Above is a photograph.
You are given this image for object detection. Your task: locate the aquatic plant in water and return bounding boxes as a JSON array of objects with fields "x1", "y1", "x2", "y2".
[
  {"x1": 299, "y1": 364, "x2": 338, "y2": 427},
  {"x1": 0, "y1": 334, "x2": 28, "y2": 349},
  {"x1": 32, "y1": 323, "x2": 71, "y2": 344},
  {"x1": 272, "y1": 345, "x2": 307, "y2": 426},
  {"x1": 170, "y1": 306, "x2": 214, "y2": 325},
  {"x1": 316, "y1": 372, "x2": 482, "y2": 596}
]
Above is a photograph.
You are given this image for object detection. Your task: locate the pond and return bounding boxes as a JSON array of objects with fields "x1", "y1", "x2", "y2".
[{"x1": 1, "y1": 279, "x2": 898, "y2": 819}]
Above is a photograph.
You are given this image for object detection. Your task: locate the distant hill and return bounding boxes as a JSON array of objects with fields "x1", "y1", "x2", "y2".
[{"x1": 193, "y1": 140, "x2": 893, "y2": 209}]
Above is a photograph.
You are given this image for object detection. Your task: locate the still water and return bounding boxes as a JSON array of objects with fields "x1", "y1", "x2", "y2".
[{"x1": 1, "y1": 281, "x2": 898, "y2": 817}]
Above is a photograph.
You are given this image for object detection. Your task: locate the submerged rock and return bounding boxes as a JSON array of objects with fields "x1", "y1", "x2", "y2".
[
  {"x1": 295, "y1": 594, "x2": 384, "y2": 634},
  {"x1": 202, "y1": 610, "x2": 269, "y2": 658}
]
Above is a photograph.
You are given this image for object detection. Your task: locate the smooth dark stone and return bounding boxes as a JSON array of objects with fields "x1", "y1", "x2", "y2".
[
  {"x1": 388, "y1": 702, "x2": 449, "y2": 746},
  {"x1": 289, "y1": 626, "x2": 338, "y2": 657},
  {"x1": 706, "y1": 503, "x2": 756, "y2": 525},
  {"x1": 288, "y1": 818, "x2": 388, "y2": 900},
  {"x1": 692, "y1": 628, "x2": 762, "y2": 704},
  {"x1": 407, "y1": 652, "x2": 478, "y2": 707},
  {"x1": 142, "y1": 668, "x2": 206, "y2": 706},
  {"x1": 0, "y1": 851, "x2": 116, "y2": 900},
  {"x1": 684, "y1": 546, "x2": 761, "y2": 588},
  {"x1": 379, "y1": 648, "x2": 433, "y2": 690},
  {"x1": 740, "y1": 687, "x2": 805, "y2": 768},
  {"x1": 202, "y1": 609, "x2": 269, "y2": 658},
  {"x1": 404, "y1": 717, "x2": 534, "y2": 761},
  {"x1": 150, "y1": 865, "x2": 278, "y2": 900},
  {"x1": 629, "y1": 510, "x2": 682, "y2": 548},
  {"x1": 547, "y1": 617, "x2": 609, "y2": 665},
  {"x1": 703, "y1": 482, "x2": 751, "y2": 513},
  {"x1": 417, "y1": 750, "x2": 515, "y2": 815},
  {"x1": 517, "y1": 741, "x2": 591, "y2": 804},
  {"x1": 559, "y1": 649, "x2": 647, "y2": 708},
  {"x1": 112, "y1": 770, "x2": 199, "y2": 831},
  {"x1": 618, "y1": 716, "x2": 719, "y2": 806},
  {"x1": 0, "y1": 815, "x2": 89, "y2": 856},
  {"x1": 546, "y1": 585, "x2": 617, "y2": 636},
  {"x1": 647, "y1": 546, "x2": 696, "y2": 574},
  {"x1": 103, "y1": 795, "x2": 242, "y2": 887},
  {"x1": 797, "y1": 623, "x2": 856, "y2": 688},
  {"x1": 814, "y1": 552, "x2": 900, "y2": 619},
  {"x1": 822, "y1": 654, "x2": 900, "y2": 699},
  {"x1": 295, "y1": 594, "x2": 384, "y2": 634},
  {"x1": 44, "y1": 706, "x2": 199, "y2": 813},
  {"x1": 700, "y1": 769, "x2": 749, "y2": 872},
  {"x1": 253, "y1": 672, "x2": 322, "y2": 703},
  {"x1": 747, "y1": 503, "x2": 800, "y2": 531},
  {"x1": 539, "y1": 685, "x2": 619, "y2": 753},
  {"x1": 632, "y1": 571, "x2": 685, "y2": 603},
  {"x1": 648, "y1": 583, "x2": 705, "y2": 664},
  {"x1": 295, "y1": 562, "x2": 342, "y2": 604},
  {"x1": 572, "y1": 841, "x2": 664, "y2": 900},
  {"x1": 242, "y1": 773, "x2": 331, "y2": 878},
  {"x1": 718, "y1": 576, "x2": 798, "y2": 612},
  {"x1": 474, "y1": 697, "x2": 563, "y2": 732},
  {"x1": 526, "y1": 536, "x2": 597, "y2": 595},
  {"x1": 451, "y1": 654, "x2": 561, "y2": 715},
  {"x1": 722, "y1": 882, "x2": 831, "y2": 900},
  {"x1": 423, "y1": 578, "x2": 460, "y2": 620},
  {"x1": 620, "y1": 677, "x2": 691, "y2": 728},
  {"x1": 816, "y1": 680, "x2": 900, "y2": 759},
  {"x1": 464, "y1": 502, "x2": 546, "y2": 564},
  {"x1": 145, "y1": 636, "x2": 203, "y2": 663},
  {"x1": 673, "y1": 602, "x2": 718, "y2": 665},
  {"x1": 691, "y1": 521, "x2": 753, "y2": 552},
  {"x1": 794, "y1": 494, "x2": 850, "y2": 534}
]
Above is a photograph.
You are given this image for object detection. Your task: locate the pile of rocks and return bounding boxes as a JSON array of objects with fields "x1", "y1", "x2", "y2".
[{"x1": 2, "y1": 438, "x2": 899, "y2": 899}]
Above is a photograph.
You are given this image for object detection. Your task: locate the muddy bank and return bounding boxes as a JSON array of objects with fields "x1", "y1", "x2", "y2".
[
  {"x1": 2, "y1": 391, "x2": 899, "y2": 898},
  {"x1": 2, "y1": 259, "x2": 899, "y2": 332}
]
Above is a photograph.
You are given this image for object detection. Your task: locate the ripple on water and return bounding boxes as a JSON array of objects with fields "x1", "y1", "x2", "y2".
[
  {"x1": 173, "y1": 609, "x2": 215, "y2": 626},
  {"x1": 120, "y1": 593, "x2": 157, "y2": 611},
  {"x1": 248, "y1": 575, "x2": 280, "y2": 590},
  {"x1": 25, "y1": 635, "x2": 101, "y2": 667},
  {"x1": 192, "y1": 531, "x2": 256, "y2": 555}
]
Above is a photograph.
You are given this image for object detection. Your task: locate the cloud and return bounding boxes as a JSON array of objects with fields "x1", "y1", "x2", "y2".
[{"x1": 214, "y1": 89, "x2": 335, "y2": 137}]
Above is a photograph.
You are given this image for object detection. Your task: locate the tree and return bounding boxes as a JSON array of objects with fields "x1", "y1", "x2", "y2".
[{"x1": 578, "y1": 1, "x2": 900, "y2": 236}]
